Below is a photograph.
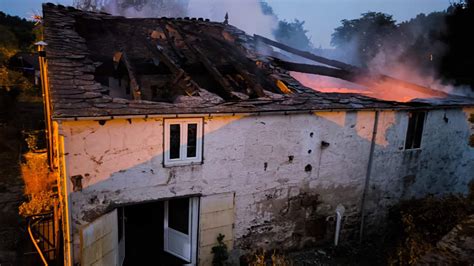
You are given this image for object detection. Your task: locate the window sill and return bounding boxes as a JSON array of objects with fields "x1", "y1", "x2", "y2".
[
  {"x1": 403, "y1": 148, "x2": 422, "y2": 152},
  {"x1": 163, "y1": 160, "x2": 204, "y2": 168}
]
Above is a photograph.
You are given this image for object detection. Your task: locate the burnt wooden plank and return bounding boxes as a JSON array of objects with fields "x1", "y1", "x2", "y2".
[
  {"x1": 120, "y1": 51, "x2": 142, "y2": 100},
  {"x1": 201, "y1": 34, "x2": 274, "y2": 97},
  {"x1": 169, "y1": 24, "x2": 237, "y2": 100},
  {"x1": 256, "y1": 35, "x2": 447, "y2": 97},
  {"x1": 273, "y1": 58, "x2": 447, "y2": 97},
  {"x1": 142, "y1": 36, "x2": 201, "y2": 96},
  {"x1": 158, "y1": 22, "x2": 186, "y2": 63},
  {"x1": 254, "y1": 34, "x2": 356, "y2": 71}
]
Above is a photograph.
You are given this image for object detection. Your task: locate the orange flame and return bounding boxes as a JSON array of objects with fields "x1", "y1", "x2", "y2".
[{"x1": 290, "y1": 72, "x2": 445, "y2": 102}]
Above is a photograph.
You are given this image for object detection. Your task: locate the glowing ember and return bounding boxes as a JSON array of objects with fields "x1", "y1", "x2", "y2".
[{"x1": 290, "y1": 71, "x2": 445, "y2": 102}]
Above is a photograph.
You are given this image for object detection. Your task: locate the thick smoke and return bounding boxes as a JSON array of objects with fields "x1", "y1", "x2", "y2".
[
  {"x1": 187, "y1": 0, "x2": 277, "y2": 37},
  {"x1": 74, "y1": 0, "x2": 189, "y2": 17},
  {"x1": 325, "y1": 12, "x2": 474, "y2": 97},
  {"x1": 74, "y1": 0, "x2": 277, "y2": 37},
  {"x1": 73, "y1": 0, "x2": 472, "y2": 98}
]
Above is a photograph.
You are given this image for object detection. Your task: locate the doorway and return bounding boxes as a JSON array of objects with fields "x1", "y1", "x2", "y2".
[{"x1": 122, "y1": 197, "x2": 199, "y2": 265}]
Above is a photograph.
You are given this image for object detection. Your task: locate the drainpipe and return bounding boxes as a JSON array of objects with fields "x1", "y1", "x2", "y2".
[
  {"x1": 334, "y1": 204, "x2": 345, "y2": 246},
  {"x1": 359, "y1": 111, "x2": 379, "y2": 242},
  {"x1": 36, "y1": 41, "x2": 53, "y2": 168}
]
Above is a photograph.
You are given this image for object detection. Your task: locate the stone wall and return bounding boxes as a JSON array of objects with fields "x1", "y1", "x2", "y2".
[{"x1": 56, "y1": 108, "x2": 474, "y2": 263}]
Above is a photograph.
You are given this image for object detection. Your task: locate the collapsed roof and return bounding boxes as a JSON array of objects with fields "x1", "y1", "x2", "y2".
[{"x1": 42, "y1": 3, "x2": 474, "y2": 119}]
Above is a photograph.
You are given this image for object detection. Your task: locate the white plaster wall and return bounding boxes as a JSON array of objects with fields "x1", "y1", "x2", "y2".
[
  {"x1": 366, "y1": 108, "x2": 474, "y2": 226},
  {"x1": 59, "y1": 107, "x2": 474, "y2": 262}
]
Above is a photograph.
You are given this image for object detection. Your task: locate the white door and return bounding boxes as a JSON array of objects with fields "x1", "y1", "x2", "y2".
[
  {"x1": 164, "y1": 197, "x2": 199, "y2": 264},
  {"x1": 81, "y1": 209, "x2": 121, "y2": 266}
]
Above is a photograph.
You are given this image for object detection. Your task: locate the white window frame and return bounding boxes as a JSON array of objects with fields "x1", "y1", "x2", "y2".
[{"x1": 164, "y1": 118, "x2": 203, "y2": 166}]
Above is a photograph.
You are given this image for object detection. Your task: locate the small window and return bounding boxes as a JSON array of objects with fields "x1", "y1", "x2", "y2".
[
  {"x1": 164, "y1": 118, "x2": 203, "y2": 166},
  {"x1": 405, "y1": 111, "x2": 425, "y2": 150}
]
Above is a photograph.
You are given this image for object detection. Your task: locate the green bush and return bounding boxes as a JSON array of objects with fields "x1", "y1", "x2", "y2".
[{"x1": 212, "y1": 234, "x2": 229, "y2": 266}]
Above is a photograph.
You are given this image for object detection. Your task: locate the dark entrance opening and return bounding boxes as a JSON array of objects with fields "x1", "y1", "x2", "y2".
[{"x1": 123, "y1": 201, "x2": 187, "y2": 265}]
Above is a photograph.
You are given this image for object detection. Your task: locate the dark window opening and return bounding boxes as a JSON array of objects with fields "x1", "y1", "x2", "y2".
[
  {"x1": 405, "y1": 112, "x2": 425, "y2": 149},
  {"x1": 118, "y1": 207, "x2": 124, "y2": 241},
  {"x1": 168, "y1": 198, "x2": 189, "y2": 234},
  {"x1": 170, "y1": 124, "x2": 181, "y2": 159},
  {"x1": 187, "y1": 123, "x2": 197, "y2": 158}
]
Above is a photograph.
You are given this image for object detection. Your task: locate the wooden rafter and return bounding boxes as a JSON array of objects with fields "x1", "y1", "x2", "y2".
[
  {"x1": 256, "y1": 35, "x2": 447, "y2": 97},
  {"x1": 254, "y1": 34, "x2": 356, "y2": 71},
  {"x1": 200, "y1": 33, "x2": 274, "y2": 97},
  {"x1": 120, "y1": 51, "x2": 142, "y2": 100},
  {"x1": 168, "y1": 23, "x2": 237, "y2": 100},
  {"x1": 142, "y1": 36, "x2": 201, "y2": 95},
  {"x1": 272, "y1": 58, "x2": 447, "y2": 97},
  {"x1": 157, "y1": 22, "x2": 186, "y2": 63}
]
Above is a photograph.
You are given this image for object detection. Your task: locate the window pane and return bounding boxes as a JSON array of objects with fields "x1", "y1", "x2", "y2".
[
  {"x1": 170, "y1": 124, "x2": 180, "y2": 159},
  {"x1": 168, "y1": 198, "x2": 189, "y2": 234},
  {"x1": 187, "y1": 123, "x2": 197, "y2": 158}
]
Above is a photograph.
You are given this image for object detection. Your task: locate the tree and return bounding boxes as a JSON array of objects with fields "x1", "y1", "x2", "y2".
[
  {"x1": 274, "y1": 19, "x2": 312, "y2": 51},
  {"x1": 440, "y1": 0, "x2": 474, "y2": 88},
  {"x1": 0, "y1": 12, "x2": 35, "y2": 51},
  {"x1": 393, "y1": 12, "x2": 447, "y2": 77},
  {"x1": 0, "y1": 12, "x2": 35, "y2": 96},
  {"x1": 331, "y1": 12, "x2": 397, "y2": 66}
]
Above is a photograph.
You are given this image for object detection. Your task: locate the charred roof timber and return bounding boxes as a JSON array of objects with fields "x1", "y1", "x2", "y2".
[{"x1": 41, "y1": 3, "x2": 474, "y2": 119}]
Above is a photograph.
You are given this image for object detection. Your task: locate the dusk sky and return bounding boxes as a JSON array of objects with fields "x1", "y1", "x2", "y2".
[{"x1": 0, "y1": 0, "x2": 451, "y2": 47}]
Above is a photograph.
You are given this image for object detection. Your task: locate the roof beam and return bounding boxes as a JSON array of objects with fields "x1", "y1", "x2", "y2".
[
  {"x1": 158, "y1": 22, "x2": 186, "y2": 63},
  {"x1": 254, "y1": 34, "x2": 356, "y2": 71},
  {"x1": 119, "y1": 51, "x2": 142, "y2": 100},
  {"x1": 168, "y1": 24, "x2": 237, "y2": 100},
  {"x1": 257, "y1": 35, "x2": 447, "y2": 97},
  {"x1": 201, "y1": 33, "x2": 275, "y2": 97},
  {"x1": 273, "y1": 58, "x2": 447, "y2": 97},
  {"x1": 142, "y1": 37, "x2": 201, "y2": 96}
]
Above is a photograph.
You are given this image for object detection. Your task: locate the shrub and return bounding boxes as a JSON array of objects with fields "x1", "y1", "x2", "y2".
[
  {"x1": 19, "y1": 190, "x2": 55, "y2": 217},
  {"x1": 212, "y1": 234, "x2": 229, "y2": 266}
]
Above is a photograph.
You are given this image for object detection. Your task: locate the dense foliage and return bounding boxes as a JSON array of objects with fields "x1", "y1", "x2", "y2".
[
  {"x1": 330, "y1": 0, "x2": 474, "y2": 90},
  {"x1": 331, "y1": 12, "x2": 397, "y2": 66},
  {"x1": 0, "y1": 12, "x2": 35, "y2": 95},
  {"x1": 274, "y1": 19, "x2": 312, "y2": 51},
  {"x1": 440, "y1": 0, "x2": 474, "y2": 87}
]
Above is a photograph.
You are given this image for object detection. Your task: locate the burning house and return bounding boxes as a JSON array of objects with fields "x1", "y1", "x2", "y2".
[{"x1": 38, "y1": 4, "x2": 474, "y2": 265}]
